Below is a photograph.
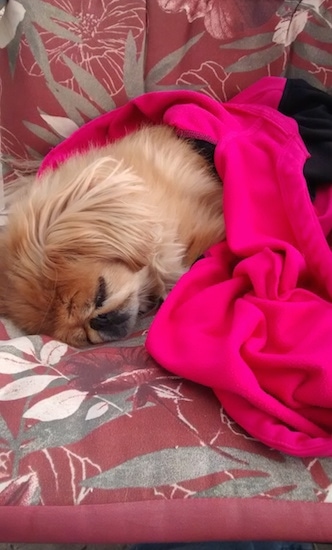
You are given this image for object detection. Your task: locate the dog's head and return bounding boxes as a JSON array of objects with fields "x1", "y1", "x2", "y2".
[{"x1": 0, "y1": 152, "x2": 169, "y2": 347}]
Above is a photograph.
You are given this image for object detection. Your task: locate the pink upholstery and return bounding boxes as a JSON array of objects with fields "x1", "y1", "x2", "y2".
[{"x1": 1, "y1": 0, "x2": 332, "y2": 543}]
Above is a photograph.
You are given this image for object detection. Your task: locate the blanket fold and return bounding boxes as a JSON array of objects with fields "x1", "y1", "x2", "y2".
[{"x1": 146, "y1": 79, "x2": 332, "y2": 457}]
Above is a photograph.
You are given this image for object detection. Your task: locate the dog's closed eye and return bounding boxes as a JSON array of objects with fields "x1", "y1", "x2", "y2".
[{"x1": 95, "y1": 276, "x2": 106, "y2": 308}]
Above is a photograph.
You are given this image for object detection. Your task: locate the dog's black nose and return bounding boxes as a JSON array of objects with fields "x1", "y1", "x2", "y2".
[{"x1": 90, "y1": 310, "x2": 131, "y2": 338}]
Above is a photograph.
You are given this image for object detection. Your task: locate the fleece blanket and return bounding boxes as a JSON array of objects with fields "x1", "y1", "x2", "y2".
[{"x1": 40, "y1": 77, "x2": 332, "y2": 457}]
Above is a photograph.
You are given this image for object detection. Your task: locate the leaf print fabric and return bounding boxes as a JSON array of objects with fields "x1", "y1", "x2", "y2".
[
  {"x1": 19, "y1": 0, "x2": 145, "y2": 95},
  {"x1": 1, "y1": 0, "x2": 332, "y2": 544},
  {"x1": 0, "y1": 0, "x2": 25, "y2": 48},
  {"x1": 157, "y1": 0, "x2": 283, "y2": 39}
]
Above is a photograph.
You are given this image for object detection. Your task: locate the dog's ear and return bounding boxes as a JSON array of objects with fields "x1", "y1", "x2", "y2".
[
  {"x1": 105, "y1": 242, "x2": 152, "y2": 271},
  {"x1": 44, "y1": 217, "x2": 156, "y2": 274},
  {"x1": 17, "y1": 154, "x2": 160, "y2": 275},
  {"x1": 101, "y1": 222, "x2": 155, "y2": 271}
]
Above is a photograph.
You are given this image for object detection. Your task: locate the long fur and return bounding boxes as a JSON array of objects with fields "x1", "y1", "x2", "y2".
[{"x1": 0, "y1": 125, "x2": 224, "y2": 346}]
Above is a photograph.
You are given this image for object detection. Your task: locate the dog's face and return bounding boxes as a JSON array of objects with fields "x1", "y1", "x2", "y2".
[
  {"x1": 0, "y1": 153, "x2": 167, "y2": 347},
  {"x1": 0, "y1": 252, "x2": 155, "y2": 346}
]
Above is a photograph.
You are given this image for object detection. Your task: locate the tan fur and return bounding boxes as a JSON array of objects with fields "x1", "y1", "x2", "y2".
[{"x1": 0, "y1": 125, "x2": 224, "y2": 347}]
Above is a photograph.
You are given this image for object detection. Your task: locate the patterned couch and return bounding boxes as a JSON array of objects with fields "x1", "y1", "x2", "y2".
[{"x1": 1, "y1": 0, "x2": 332, "y2": 544}]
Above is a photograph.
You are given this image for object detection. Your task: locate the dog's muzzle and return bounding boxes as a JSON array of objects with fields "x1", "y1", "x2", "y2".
[{"x1": 90, "y1": 310, "x2": 132, "y2": 339}]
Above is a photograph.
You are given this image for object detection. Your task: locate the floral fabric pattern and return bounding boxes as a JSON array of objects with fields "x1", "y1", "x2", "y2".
[{"x1": 1, "y1": 0, "x2": 332, "y2": 542}]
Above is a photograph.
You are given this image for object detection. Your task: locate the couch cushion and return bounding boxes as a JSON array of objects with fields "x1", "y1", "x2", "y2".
[{"x1": 2, "y1": 0, "x2": 332, "y2": 543}]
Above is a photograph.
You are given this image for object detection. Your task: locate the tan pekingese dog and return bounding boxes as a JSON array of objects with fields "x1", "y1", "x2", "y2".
[{"x1": 0, "y1": 125, "x2": 224, "y2": 347}]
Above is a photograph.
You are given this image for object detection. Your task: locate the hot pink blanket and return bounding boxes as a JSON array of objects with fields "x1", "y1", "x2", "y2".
[{"x1": 40, "y1": 77, "x2": 332, "y2": 456}]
